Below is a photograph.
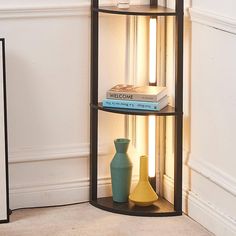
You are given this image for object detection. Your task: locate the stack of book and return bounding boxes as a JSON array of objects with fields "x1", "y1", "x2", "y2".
[{"x1": 102, "y1": 84, "x2": 168, "y2": 111}]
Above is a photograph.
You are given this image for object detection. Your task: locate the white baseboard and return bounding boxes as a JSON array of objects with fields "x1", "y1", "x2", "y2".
[
  {"x1": 9, "y1": 177, "x2": 110, "y2": 209},
  {"x1": 10, "y1": 175, "x2": 139, "y2": 210},
  {"x1": 8, "y1": 143, "x2": 111, "y2": 209},
  {"x1": 0, "y1": 0, "x2": 150, "y2": 19},
  {"x1": 0, "y1": 3, "x2": 90, "y2": 18},
  {"x1": 163, "y1": 175, "x2": 236, "y2": 236},
  {"x1": 10, "y1": 178, "x2": 90, "y2": 209},
  {"x1": 8, "y1": 142, "x2": 139, "y2": 209},
  {"x1": 188, "y1": 191, "x2": 236, "y2": 236}
]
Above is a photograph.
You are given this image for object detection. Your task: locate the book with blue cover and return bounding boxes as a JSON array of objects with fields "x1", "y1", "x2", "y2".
[{"x1": 103, "y1": 96, "x2": 168, "y2": 111}]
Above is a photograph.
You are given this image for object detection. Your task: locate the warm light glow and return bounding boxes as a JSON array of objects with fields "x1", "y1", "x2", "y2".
[
  {"x1": 148, "y1": 17, "x2": 157, "y2": 178},
  {"x1": 149, "y1": 18, "x2": 157, "y2": 84},
  {"x1": 148, "y1": 115, "x2": 156, "y2": 177}
]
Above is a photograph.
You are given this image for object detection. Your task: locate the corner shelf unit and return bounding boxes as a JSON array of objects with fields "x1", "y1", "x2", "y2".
[{"x1": 90, "y1": 0, "x2": 184, "y2": 217}]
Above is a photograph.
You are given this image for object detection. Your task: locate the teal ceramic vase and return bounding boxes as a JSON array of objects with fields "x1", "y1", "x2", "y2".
[{"x1": 110, "y1": 138, "x2": 133, "y2": 203}]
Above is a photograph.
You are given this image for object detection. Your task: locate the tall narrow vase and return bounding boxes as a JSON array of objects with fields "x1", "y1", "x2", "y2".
[{"x1": 110, "y1": 138, "x2": 133, "y2": 203}]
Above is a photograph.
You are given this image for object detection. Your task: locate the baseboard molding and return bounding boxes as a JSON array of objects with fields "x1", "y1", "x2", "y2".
[
  {"x1": 163, "y1": 175, "x2": 236, "y2": 236},
  {"x1": 189, "y1": 7, "x2": 236, "y2": 35},
  {"x1": 0, "y1": 0, "x2": 150, "y2": 19},
  {"x1": 188, "y1": 157, "x2": 236, "y2": 197},
  {"x1": 10, "y1": 177, "x2": 108, "y2": 209},
  {"x1": 10, "y1": 175, "x2": 139, "y2": 210},
  {"x1": 9, "y1": 143, "x2": 109, "y2": 164},
  {"x1": 188, "y1": 191, "x2": 236, "y2": 236},
  {"x1": 0, "y1": 3, "x2": 90, "y2": 18}
]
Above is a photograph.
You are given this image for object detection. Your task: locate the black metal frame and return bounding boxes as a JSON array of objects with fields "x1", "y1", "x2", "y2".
[
  {"x1": 0, "y1": 38, "x2": 10, "y2": 224},
  {"x1": 90, "y1": 0, "x2": 183, "y2": 216},
  {"x1": 174, "y1": 0, "x2": 184, "y2": 214}
]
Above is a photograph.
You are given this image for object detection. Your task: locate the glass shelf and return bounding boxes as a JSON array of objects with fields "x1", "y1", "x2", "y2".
[
  {"x1": 93, "y1": 5, "x2": 176, "y2": 16},
  {"x1": 91, "y1": 197, "x2": 180, "y2": 217},
  {"x1": 91, "y1": 103, "x2": 180, "y2": 116}
]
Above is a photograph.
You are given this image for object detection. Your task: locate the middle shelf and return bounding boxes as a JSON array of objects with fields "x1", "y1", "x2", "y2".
[{"x1": 91, "y1": 103, "x2": 181, "y2": 116}]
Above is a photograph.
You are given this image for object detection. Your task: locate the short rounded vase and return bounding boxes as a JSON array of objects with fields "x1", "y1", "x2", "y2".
[{"x1": 110, "y1": 138, "x2": 133, "y2": 203}]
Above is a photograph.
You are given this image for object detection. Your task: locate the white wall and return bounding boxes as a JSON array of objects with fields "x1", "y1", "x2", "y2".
[
  {"x1": 1, "y1": 1, "x2": 236, "y2": 234},
  {"x1": 186, "y1": 1, "x2": 236, "y2": 235},
  {"x1": 0, "y1": 0, "x2": 130, "y2": 209}
]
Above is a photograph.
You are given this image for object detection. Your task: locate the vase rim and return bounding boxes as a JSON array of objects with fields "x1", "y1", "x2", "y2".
[{"x1": 114, "y1": 138, "x2": 130, "y2": 144}]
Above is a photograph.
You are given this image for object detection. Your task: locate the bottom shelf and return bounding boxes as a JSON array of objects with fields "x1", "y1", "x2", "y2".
[{"x1": 90, "y1": 196, "x2": 182, "y2": 217}]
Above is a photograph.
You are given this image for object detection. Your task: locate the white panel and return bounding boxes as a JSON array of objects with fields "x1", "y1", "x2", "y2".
[
  {"x1": 193, "y1": 0, "x2": 236, "y2": 19},
  {"x1": 190, "y1": 7, "x2": 236, "y2": 35},
  {"x1": 1, "y1": 16, "x2": 90, "y2": 150},
  {"x1": 187, "y1": 4, "x2": 236, "y2": 234},
  {"x1": 0, "y1": 40, "x2": 8, "y2": 222},
  {"x1": 0, "y1": 2, "x2": 128, "y2": 209},
  {"x1": 191, "y1": 22, "x2": 236, "y2": 177}
]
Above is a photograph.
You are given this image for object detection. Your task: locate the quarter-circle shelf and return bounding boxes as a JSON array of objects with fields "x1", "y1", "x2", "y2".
[
  {"x1": 90, "y1": 0, "x2": 184, "y2": 218},
  {"x1": 91, "y1": 103, "x2": 180, "y2": 116},
  {"x1": 91, "y1": 197, "x2": 181, "y2": 217},
  {"x1": 93, "y1": 5, "x2": 176, "y2": 16}
]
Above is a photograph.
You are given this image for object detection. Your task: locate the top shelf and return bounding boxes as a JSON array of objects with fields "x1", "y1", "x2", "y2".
[{"x1": 93, "y1": 5, "x2": 176, "y2": 16}]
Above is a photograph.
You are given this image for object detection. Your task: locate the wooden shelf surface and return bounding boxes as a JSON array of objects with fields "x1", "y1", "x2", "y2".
[
  {"x1": 90, "y1": 196, "x2": 181, "y2": 217},
  {"x1": 91, "y1": 103, "x2": 181, "y2": 116},
  {"x1": 93, "y1": 5, "x2": 176, "y2": 16}
]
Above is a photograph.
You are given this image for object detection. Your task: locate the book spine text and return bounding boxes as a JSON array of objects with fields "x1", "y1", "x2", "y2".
[
  {"x1": 107, "y1": 92, "x2": 157, "y2": 102},
  {"x1": 102, "y1": 99, "x2": 162, "y2": 111}
]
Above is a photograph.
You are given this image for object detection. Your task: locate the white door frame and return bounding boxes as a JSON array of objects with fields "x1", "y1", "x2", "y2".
[{"x1": 0, "y1": 38, "x2": 9, "y2": 223}]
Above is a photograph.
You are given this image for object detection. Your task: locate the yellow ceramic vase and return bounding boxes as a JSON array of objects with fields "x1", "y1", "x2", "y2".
[{"x1": 129, "y1": 155, "x2": 158, "y2": 206}]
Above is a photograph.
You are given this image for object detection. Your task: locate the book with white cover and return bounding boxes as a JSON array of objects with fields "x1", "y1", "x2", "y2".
[{"x1": 107, "y1": 84, "x2": 167, "y2": 102}]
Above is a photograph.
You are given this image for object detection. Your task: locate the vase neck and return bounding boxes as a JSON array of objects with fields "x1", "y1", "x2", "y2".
[
  {"x1": 139, "y1": 156, "x2": 149, "y2": 181},
  {"x1": 114, "y1": 139, "x2": 130, "y2": 153}
]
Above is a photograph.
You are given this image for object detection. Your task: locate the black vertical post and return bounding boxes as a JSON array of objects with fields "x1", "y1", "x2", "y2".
[
  {"x1": 174, "y1": 0, "x2": 184, "y2": 214},
  {"x1": 150, "y1": 0, "x2": 158, "y2": 7},
  {"x1": 149, "y1": 177, "x2": 156, "y2": 191},
  {"x1": 90, "y1": 0, "x2": 99, "y2": 201}
]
